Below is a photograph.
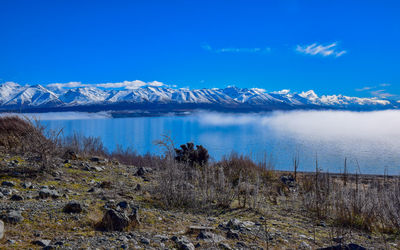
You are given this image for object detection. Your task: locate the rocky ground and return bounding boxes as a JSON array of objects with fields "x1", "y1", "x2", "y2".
[{"x1": 0, "y1": 153, "x2": 398, "y2": 249}]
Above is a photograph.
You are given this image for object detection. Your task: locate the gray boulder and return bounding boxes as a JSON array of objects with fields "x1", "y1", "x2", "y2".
[
  {"x1": 39, "y1": 188, "x2": 60, "y2": 199},
  {"x1": 3, "y1": 210, "x2": 24, "y2": 224},
  {"x1": 63, "y1": 201, "x2": 83, "y2": 213},
  {"x1": 100, "y1": 209, "x2": 130, "y2": 231}
]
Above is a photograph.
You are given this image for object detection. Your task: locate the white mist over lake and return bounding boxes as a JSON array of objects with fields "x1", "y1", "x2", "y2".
[
  {"x1": 199, "y1": 110, "x2": 400, "y2": 142},
  {"x1": 12, "y1": 110, "x2": 400, "y2": 175}
]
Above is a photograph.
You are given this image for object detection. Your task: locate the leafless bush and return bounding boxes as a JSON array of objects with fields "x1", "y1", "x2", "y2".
[
  {"x1": 61, "y1": 132, "x2": 107, "y2": 157},
  {"x1": 110, "y1": 145, "x2": 163, "y2": 169},
  {"x1": 152, "y1": 141, "x2": 269, "y2": 210}
]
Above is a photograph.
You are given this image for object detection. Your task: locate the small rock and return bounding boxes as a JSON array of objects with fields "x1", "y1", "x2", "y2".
[
  {"x1": 54, "y1": 241, "x2": 64, "y2": 246},
  {"x1": 172, "y1": 236, "x2": 195, "y2": 250},
  {"x1": 87, "y1": 187, "x2": 98, "y2": 193},
  {"x1": 299, "y1": 241, "x2": 312, "y2": 250},
  {"x1": 154, "y1": 234, "x2": 169, "y2": 242},
  {"x1": 0, "y1": 188, "x2": 12, "y2": 196},
  {"x1": 1, "y1": 181, "x2": 15, "y2": 187},
  {"x1": 135, "y1": 167, "x2": 146, "y2": 176},
  {"x1": 318, "y1": 243, "x2": 367, "y2": 250},
  {"x1": 280, "y1": 174, "x2": 296, "y2": 187},
  {"x1": 32, "y1": 239, "x2": 51, "y2": 247},
  {"x1": 38, "y1": 188, "x2": 60, "y2": 199},
  {"x1": 226, "y1": 218, "x2": 242, "y2": 230},
  {"x1": 63, "y1": 149, "x2": 78, "y2": 160},
  {"x1": 140, "y1": 237, "x2": 150, "y2": 245},
  {"x1": 197, "y1": 231, "x2": 224, "y2": 242},
  {"x1": 90, "y1": 156, "x2": 102, "y2": 162},
  {"x1": 226, "y1": 229, "x2": 239, "y2": 239},
  {"x1": 219, "y1": 243, "x2": 232, "y2": 250},
  {"x1": 63, "y1": 201, "x2": 83, "y2": 213},
  {"x1": 333, "y1": 236, "x2": 344, "y2": 244},
  {"x1": 0, "y1": 220, "x2": 4, "y2": 239},
  {"x1": 10, "y1": 194, "x2": 23, "y2": 201},
  {"x1": 7, "y1": 239, "x2": 16, "y2": 244},
  {"x1": 236, "y1": 242, "x2": 246, "y2": 248},
  {"x1": 21, "y1": 182, "x2": 32, "y2": 189},
  {"x1": 117, "y1": 201, "x2": 129, "y2": 209},
  {"x1": 99, "y1": 181, "x2": 112, "y2": 189}
]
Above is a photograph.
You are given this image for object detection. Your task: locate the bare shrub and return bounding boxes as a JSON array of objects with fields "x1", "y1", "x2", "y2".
[
  {"x1": 61, "y1": 132, "x2": 107, "y2": 157},
  {"x1": 111, "y1": 145, "x2": 163, "y2": 169},
  {"x1": 152, "y1": 142, "x2": 269, "y2": 210}
]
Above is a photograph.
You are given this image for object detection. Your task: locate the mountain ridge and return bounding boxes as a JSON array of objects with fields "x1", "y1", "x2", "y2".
[{"x1": 0, "y1": 83, "x2": 398, "y2": 112}]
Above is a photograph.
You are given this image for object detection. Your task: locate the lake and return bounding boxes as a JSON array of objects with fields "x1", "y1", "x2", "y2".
[{"x1": 23, "y1": 110, "x2": 400, "y2": 175}]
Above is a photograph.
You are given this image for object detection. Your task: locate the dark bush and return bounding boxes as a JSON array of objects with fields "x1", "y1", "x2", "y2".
[{"x1": 174, "y1": 142, "x2": 209, "y2": 167}]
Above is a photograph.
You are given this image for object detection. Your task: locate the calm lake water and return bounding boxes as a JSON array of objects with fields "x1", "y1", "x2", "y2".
[{"x1": 29, "y1": 110, "x2": 400, "y2": 175}]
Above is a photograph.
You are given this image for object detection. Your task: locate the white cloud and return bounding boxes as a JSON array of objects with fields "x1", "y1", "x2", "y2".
[
  {"x1": 202, "y1": 44, "x2": 271, "y2": 54},
  {"x1": 296, "y1": 42, "x2": 346, "y2": 57},
  {"x1": 47, "y1": 80, "x2": 166, "y2": 90},
  {"x1": 272, "y1": 89, "x2": 290, "y2": 94},
  {"x1": 47, "y1": 81, "x2": 86, "y2": 89},
  {"x1": 380, "y1": 83, "x2": 391, "y2": 87},
  {"x1": 95, "y1": 80, "x2": 165, "y2": 90}
]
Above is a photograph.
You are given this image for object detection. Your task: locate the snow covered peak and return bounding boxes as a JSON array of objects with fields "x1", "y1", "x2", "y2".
[
  {"x1": 0, "y1": 82, "x2": 23, "y2": 104},
  {"x1": 4, "y1": 85, "x2": 60, "y2": 106},
  {"x1": 59, "y1": 87, "x2": 109, "y2": 105}
]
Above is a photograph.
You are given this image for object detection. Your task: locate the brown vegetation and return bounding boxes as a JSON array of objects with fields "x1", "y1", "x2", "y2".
[{"x1": 1, "y1": 115, "x2": 399, "y2": 239}]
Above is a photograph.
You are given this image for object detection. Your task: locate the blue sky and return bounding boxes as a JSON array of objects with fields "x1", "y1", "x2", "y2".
[{"x1": 0, "y1": 0, "x2": 399, "y2": 98}]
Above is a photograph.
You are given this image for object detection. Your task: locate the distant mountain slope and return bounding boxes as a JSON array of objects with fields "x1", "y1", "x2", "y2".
[{"x1": 0, "y1": 82, "x2": 397, "y2": 112}]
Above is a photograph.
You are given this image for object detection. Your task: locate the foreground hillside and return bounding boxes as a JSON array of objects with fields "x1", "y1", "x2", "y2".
[{"x1": 0, "y1": 116, "x2": 399, "y2": 249}]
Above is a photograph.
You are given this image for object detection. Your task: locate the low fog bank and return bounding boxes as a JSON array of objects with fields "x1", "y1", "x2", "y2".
[{"x1": 197, "y1": 110, "x2": 400, "y2": 141}]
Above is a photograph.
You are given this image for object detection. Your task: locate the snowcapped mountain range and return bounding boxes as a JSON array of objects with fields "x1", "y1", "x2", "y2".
[{"x1": 0, "y1": 82, "x2": 398, "y2": 112}]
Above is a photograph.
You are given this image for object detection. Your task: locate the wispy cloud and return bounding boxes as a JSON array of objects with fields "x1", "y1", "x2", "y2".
[
  {"x1": 355, "y1": 86, "x2": 374, "y2": 92},
  {"x1": 296, "y1": 42, "x2": 346, "y2": 57},
  {"x1": 202, "y1": 44, "x2": 270, "y2": 54},
  {"x1": 370, "y1": 90, "x2": 396, "y2": 99},
  {"x1": 355, "y1": 83, "x2": 397, "y2": 99}
]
